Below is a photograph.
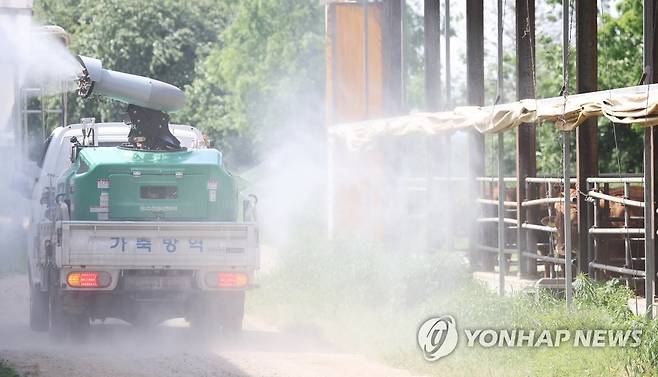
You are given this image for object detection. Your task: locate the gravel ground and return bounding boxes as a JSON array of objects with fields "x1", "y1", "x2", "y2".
[{"x1": 0, "y1": 274, "x2": 419, "y2": 377}]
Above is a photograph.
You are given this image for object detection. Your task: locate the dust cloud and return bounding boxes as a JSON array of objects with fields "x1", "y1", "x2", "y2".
[
  {"x1": 0, "y1": 15, "x2": 78, "y2": 272},
  {"x1": 0, "y1": 14, "x2": 78, "y2": 129},
  {"x1": 244, "y1": 86, "x2": 475, "y2": 366},
  {"x1": 0, "y1": 8, "x2": 475, "y2": 377}
]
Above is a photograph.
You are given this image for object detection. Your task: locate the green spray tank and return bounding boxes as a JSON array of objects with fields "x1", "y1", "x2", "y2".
[{"x1": 55, "y1": 56, "x2": 253, "y2": 222}]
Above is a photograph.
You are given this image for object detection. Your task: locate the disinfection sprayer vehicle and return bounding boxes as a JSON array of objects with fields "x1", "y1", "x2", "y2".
[{"x1": 26, "y1": 56, "x2": 259, "y2": 338}]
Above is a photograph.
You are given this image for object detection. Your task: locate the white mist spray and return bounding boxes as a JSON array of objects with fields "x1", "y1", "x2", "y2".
[{"x1": 0, "y1": 12, "x2": 78, "y2": 271}]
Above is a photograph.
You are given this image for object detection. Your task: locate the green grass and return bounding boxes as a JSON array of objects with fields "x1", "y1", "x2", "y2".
[
  {"x1": 0, "y1": 360, "x2": 18, "y2": 377},
  {"x1": 247, "y1": 228, "x2": 658, "y2": 377}
]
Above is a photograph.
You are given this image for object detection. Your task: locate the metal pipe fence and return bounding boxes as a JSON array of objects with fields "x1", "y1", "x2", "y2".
[
  {"x1": 586, "y1": 177, "x2": 647, "y2": 283},
  {"x1": 474, "y1": 173, "x2": 654, "y2": 299},
  {"x1": 519, "y1": 177, "x2": 573, "y2": 279},
  {"x1": 474, "y1": 176, "x2": 518, "y2": 280}
]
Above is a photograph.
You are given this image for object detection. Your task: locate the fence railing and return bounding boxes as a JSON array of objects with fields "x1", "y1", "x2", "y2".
[
  {"x1": 473, "y1": 174, "x2": 653, "y2": 293},
  {"x1": 586, "y1": 177, "x2": 646, "y2": 282}
]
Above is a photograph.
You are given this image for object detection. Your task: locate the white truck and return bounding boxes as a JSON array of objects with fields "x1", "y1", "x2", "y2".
[{"x1": 27, "y1": 121, "x2": 260, "y2": 338}]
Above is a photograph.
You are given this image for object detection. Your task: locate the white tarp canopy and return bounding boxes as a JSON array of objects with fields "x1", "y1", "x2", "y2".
[{"x1": 330, "y1": 84, "x2": 658, "y2": 150}]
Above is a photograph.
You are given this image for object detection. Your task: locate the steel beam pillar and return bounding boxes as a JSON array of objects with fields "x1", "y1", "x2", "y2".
[
  {"x1": 467, "y1": 0, "x2": 485, "y2": 268},
  {"x1": 383, "y1": 0, "x2": 404, "y2": 116},
  {"x1": 643, "y1": 0, "x2": 658, "y2": 319},
  {"x1": 515, "y1": 0, "x2": 536, "y2": 278},
  {"x1": 424, "y1": 0, "x2": 440, "y2": 111},
  {"x1": 576, "y1": 0, "x2": 598, "y2": 275}
]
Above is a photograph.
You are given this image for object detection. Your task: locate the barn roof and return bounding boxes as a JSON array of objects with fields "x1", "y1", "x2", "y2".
[{"x1": 330, "y1": 83, "x2": 658, "y2": 150}]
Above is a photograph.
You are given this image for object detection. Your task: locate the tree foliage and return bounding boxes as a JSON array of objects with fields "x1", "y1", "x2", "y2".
[
  {"x1": 533, "y1": 0, "x2": 645, "y2": 174},
  {"x1": 35, "y1": 0, "x2": 230, "y2": 124},
  {"x1": 596, "y1": 0, "x2": 644, "y2": 174},
  {"x1": 34, "y1": 0, "x2": 325, "y2": 168},
  {"x1": 179, "y1": 0, "x2": 325, "y2": 166}
]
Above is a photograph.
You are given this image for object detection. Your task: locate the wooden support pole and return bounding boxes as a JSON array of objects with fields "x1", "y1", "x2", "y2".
[
  {"x1": 576, "y1": 0, "x2": 598, "y2": 275},
  {"x1": 424, "y1": 0, "x2": 440, "y2": 111},
  {"x1": 515, "y1": 0, "x2": 536, "y2": 278}
]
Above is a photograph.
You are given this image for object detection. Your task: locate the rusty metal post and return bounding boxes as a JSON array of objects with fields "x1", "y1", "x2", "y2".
[
  {"x1": 563, "y1": 131, "x2": 573, "y2": 306},
  {"x1": 496, "y1": 0, "x2": 506, "y2": 295},
  {"x1": 515, "y1": 0, "x2": 536, "y2": 278},
  {"x1": 587, "y1": 180, "x2": 595, "y2": 278},
  {"x1": 467, "y1": 0, "x2": 485, "y2": 269},
  {"x1": 643, "y1": 0, "x2": 658, "y2": 319},
  {"x1": 424, "y1": 0, "x2": 440, "y2": 111},
  {"x1": 497, "y1": 133, "x2": 506, "y2": 295},
  {"x1": 466, "y1": 0, "x2": 484, "y2": 107},
  {"x1": 383, "y1": 0, "x2": 404, "y2": 115},
  {"x1": 644, "y1": 126, "x2": 656, "y2": 316},
  {"x1": 562, "y1": 0, "x2": 573, "y2": 307},
  {"x1": 593, "y1": 181, "x2": 601, "y2": 280},
  {"x1": 576, "y1": 0, "x2": 598, "y2": 275},
  {"x1": 624, "y1": 182, "x2": 632, "y2": 286}
]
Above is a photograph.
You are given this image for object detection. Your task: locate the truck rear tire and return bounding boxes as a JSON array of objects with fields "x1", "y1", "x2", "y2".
[
  {"x1": 219, "y1": 291, "x2": 245, "y2": 336},
  {"x1": 49, "y1": 292, "x2": 67, "y2": 340},
  {"x1": 69, "y1": 314, "x2": 91, "y2": 340},
  {"x1": 29, "y1": 285, "x2": 50, "y2": 332},
  {"x1": 49, "y1": 291, "x2": 91, "y2": 341},
  {"x1": 189, "y1": 291, "x2": 245, "y2": 337}
]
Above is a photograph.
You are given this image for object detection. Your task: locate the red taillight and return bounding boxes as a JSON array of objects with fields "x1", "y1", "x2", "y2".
[
  {"x1": 67, "y1": 271, "x2": 111, "y2": 288},
  {"x1": 205, "y1": 272, "x2": 248, "y2": 288}
]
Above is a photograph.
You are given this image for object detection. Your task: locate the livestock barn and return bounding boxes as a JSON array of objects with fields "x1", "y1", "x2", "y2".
[{"x1": 325, "y1": 0, "x2": 658, "y2": 317}]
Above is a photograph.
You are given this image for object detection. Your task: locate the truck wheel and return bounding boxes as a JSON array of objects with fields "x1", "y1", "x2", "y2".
[
  {"x1": 49, "y1": 296, "x2": 90, "y2": 341},
  {"x1": 49, "y1": 292, "x2": 68, "y2": 340},
  {"x1": 219, "y1": 291, "x2": 245, "y2": 337},
  {"x1": 188, "y1": 296, "x2": 220, "y2": 337},
  {"x1": 29, "y1": 284, "x2": 50, "y2": 332},
  {"x1": 69, "y1": 314, "x2": 91, "y2": 340}
]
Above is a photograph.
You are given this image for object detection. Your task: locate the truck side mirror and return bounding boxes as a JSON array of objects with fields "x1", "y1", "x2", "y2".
[
  {"x1": 243, "y1": 194, "x2": 258, "y2": 222},
  {"x1": 70, "y1": 136, "x2": 81, "y2": 162},
  {"x1": 40, "y1": 187, "x2": 54, "y2": 205}
]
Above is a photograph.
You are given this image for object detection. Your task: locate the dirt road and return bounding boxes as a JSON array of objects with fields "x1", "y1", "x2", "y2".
[{"x1": 0, "y1": 274, "x2": 418, "y2": 377}]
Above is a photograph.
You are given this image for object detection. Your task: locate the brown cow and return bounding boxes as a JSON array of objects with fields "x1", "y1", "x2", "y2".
[{"x1": 545, "y1": 186, "x2": 644, "y2": 278}]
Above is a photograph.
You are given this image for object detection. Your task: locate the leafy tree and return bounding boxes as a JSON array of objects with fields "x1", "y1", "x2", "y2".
[
  {"x1": 596, "y1": 0, "x2": 644, "y2": 174},
  {"x1": 34, "y1": 0, "x2": 327, "y2": 167},
  {"x1": 34, "y1": 0, "x2": 232, "y2": 131},
  {"x1": 533, "y1": 0, "x2": 645, "y2": 175},
  {"x1": 181, "y1": 0, "x2": 325, "y2": 166}
]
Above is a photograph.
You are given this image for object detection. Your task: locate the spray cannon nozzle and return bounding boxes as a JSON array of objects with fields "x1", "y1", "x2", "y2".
[
  {"x1": 75, "y1": 55, "x2": 186, "y2": 112},
  {"x1": 76, "y1": 66, "x2": 94, "y2": 98},
  {"x1": 75, "y1": 56, "x2": 185, "y2": 151}
]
